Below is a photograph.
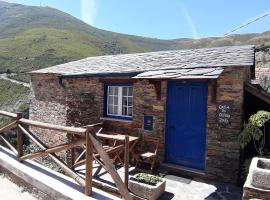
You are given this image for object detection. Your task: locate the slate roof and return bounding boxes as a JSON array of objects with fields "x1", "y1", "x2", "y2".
[
  {"x1": 133, "y1": 67, "x2": 224, "y2": 79},
  {"x1": 32, "y1": 45, "x2": 255, "y2": 79}
]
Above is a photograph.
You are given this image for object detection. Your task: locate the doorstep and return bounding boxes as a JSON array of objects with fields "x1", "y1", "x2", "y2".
[{"x1": 159, "y1": 162, "x2": 205, "y2": 179}]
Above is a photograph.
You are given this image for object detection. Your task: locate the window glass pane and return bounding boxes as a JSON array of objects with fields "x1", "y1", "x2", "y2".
[
  {"x1": 113, "y1": 106, "x2": 118, "y2": 114},
  {"x1": 122, "y1": 106, "x2": 127, "y2": 115},
  {"x1": 122, "y1": 97, "x2": 127, "y2": 106},
  {"x1": 108, "y1": 105, "x2": 113, "y2": 114},
  {"x1": 128, "y1": 97, "x2": 133, "y2": 106},
  {"x1": 123, "y1": 87, "x2": 127, "y2": 96},
  {"x1": 127, "y1": 108, "x2": 132, "y2": 116},
  {"x1": 114, "y1": 87, "x2": 118, "y2": 95},
  {"x1": 114, "y1": 96, "x2": 118, "y2": 105},
  {"x1": 109, "y1": 87, "x2": 113, "y2": 95},
  {"x1": 108, "y1": 96, "x2": 113, "y2": 104},
  {"x1": 107, "y1": 85, "x2": 133, "y2": 117},
  {"x1": 128, "y1": 87, "x2": 133, "y2": 96}
]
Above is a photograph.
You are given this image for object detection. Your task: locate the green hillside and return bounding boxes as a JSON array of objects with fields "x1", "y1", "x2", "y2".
[
  {"x1": 0, "y1": 0, "x2": 269, "y2": 116},
  {"x1": 1, "y1": 1, "x2": 269, "y2": 74}
]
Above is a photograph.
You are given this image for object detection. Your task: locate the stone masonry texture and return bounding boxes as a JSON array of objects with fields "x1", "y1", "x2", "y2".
[{"x1": 29, "y1": 66, "x2": 251, "y2": 183}]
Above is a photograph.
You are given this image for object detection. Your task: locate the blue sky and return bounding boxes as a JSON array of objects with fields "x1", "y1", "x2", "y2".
[{"x1": 4, "y1": 0, "x2": 270, "y2": 39}]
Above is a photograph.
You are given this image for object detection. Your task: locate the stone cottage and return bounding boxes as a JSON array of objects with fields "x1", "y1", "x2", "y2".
[{"x1": 30, "y1": 45, "x2": 255, "y2": 183}]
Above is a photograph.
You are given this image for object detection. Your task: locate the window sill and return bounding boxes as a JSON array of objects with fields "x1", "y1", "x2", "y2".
[{"x1": 100, "y1": 117, "x2": 133, "y2": 123}]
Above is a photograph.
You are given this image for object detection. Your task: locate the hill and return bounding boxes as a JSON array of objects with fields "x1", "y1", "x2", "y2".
[
  {"x1": 0, "y1": 0, "x2": 269, "y2": 74},
  {"x1": 0, "y1": 0, "x2": 269, "y2": 116}
]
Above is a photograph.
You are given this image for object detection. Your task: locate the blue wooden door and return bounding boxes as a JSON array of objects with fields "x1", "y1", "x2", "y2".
[{"x1": 165, "y1": 82, "x2": 208, "y2": 170}]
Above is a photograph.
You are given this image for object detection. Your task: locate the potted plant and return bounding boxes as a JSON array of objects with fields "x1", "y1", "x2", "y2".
[{"x1": 128, "y1": 173, "x2": 166, "y2": 200}]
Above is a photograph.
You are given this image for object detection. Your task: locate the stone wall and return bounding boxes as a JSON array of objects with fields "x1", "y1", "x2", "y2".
[
  {"x1": 205, "y1": 66, "x2": 250, "y2": 183},
  {"x1": 243, "y1": 187, "x2": 270, "y2": 200},
  {"x1": 62, "y1": 78, "x2": 167, "y2": 161},
  {"x1": 29, "y1": 66, "x2": 251, "y2": 183},
  {"x1": 29, "y1": 74, "x2": 68, "y2": 164}
]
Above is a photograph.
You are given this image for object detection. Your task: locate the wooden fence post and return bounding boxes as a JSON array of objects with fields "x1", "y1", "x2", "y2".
[
  {"x1": 71, "y1": 134, "x2": 75, "y2": 170},
  {"x1": 124, "y1": 135, "x2": 129, "y2": 188},
  {"x1": 85, "y1": 126, "x2": 93, "y2": 196},
  {"x1": 16, "y1": 112, "x2": 23, "y2": 161}
]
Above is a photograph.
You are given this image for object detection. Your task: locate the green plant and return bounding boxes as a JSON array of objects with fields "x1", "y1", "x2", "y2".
[
  {"x1": 239, "y1": 110, "x2": 270, "y2": 155},
  {"x1": 133, "y1": 173, "x2": 162, "y2": 186}
]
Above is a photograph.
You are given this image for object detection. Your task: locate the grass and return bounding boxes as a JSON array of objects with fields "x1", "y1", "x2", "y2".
[
  {"x1": 0, "y1": 79, "x2": 29, "y2": 126},
  {"x1": 7, "y1": 73, "x2": 31, "y2": 83},
  {"x1": 0, "y1": 79, "x2": 29, "y2": 109}
]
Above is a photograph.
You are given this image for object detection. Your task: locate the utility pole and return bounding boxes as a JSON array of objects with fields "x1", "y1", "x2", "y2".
[{"x1": 40, "y1": 0, "x2": 42, "y2": 7}]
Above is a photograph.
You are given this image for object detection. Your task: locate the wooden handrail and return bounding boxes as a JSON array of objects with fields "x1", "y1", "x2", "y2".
[
  {"x1": 0, "y1": 111, "x2": 17, "y2": 118},
  {"x1": 19, "y1": 118, "x2": 86, "y2": 135},
  {"x1": 0, "y1": 110, "x2": 132, "y2": 199}
]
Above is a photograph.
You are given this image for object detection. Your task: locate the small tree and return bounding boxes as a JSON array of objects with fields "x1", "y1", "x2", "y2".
[
  {"x1": 239, "y1": 110, "x2": 270, "y2": 156},
  {"x1": 239, "y1": 110, "x2": 270, "y2": 178}
]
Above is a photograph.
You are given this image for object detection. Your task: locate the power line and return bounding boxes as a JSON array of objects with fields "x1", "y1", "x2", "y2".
[{"x1": 224, "y1": 10, "x2": 270, "y2": 37}]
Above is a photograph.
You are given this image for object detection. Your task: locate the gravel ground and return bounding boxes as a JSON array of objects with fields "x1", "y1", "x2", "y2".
[{"x1": 0, "y1": 175, "x2": 38, "y2": 200}]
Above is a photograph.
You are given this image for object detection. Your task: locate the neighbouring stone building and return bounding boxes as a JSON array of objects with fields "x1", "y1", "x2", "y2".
[{"x1": 30, "y1": 45, "x2": 255, "y2": 183}]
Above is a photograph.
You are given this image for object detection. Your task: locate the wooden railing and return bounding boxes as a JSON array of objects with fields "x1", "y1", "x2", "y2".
[{"x1": 0, "y1": 111, "x2": 133, "y2": 200}]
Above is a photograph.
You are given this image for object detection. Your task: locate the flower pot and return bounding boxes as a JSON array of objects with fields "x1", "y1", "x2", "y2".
[{"x1": 128, "y1": 175, "x2": 166, "y2": 200}]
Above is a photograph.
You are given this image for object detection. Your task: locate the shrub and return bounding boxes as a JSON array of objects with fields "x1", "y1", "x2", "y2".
[{"x1": 132, "y1": 173, "x2": 162, "y2": 186}]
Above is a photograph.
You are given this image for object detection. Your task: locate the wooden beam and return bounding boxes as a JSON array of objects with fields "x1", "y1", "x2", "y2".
[
  {"x1": 0, "y1": 134, "x2": 18, "y2": 155},
  {"x1": 17, "y1": 113, "x2": 23, "y2": 161},
  {"x1": 73, "y1": 144, "x2": 125, "y2": 168},
  {"x1": 0, "y1": 111, "x2": 17, "y2": 118},
  {"x1": 210, "y1": 80, "x2": 217, "y2": 103},
  {"x1": 70, "y1": 134, "x2": 75, "y2": 170},
  {"x1": 74, "y1": 149, "x2": 86, "y2": 164},
  {"x1": 19, "y1": 138, "x2": 85, "y2": 161},
  {"x1": 0, "y1": 121, "x2": 17, "y2": 134},
  {"x1": 124, "y1": 135, "x2": 129, "y2": 187},
  {"x1": 19, "y1": 118, "x2": 86, "y2": 135},
  {"x1": 88, "y1": 133, "x2": 133, "y2": 200},
  {"x1": 85, "y1": 126, "x2": 93, "y2": 196},
  {"x1": 99, "y1": 78, "x2": 137, "y2": 83},
  {"x1": 82, "y1": 123, "x2": 103, "y2": 128},
  {"x1": 18, "y1": 124, "x2": 86, "y2": 187},
  {"x1": 245, "y1": 83, "x2": 270, "y2": 105}
]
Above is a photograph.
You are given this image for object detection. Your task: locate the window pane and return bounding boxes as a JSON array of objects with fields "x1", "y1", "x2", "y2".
[
  {"x1": 114, "y1": 87, "x2": 118, "y2": 95},
  {"x1": 108, "y1": 105, "x2": 113, "y2": 114},
  {"x1": 122, "y1": 106, "x2": 127, "y2": 115},
  {"x1": 108, "y1": 96, "x2": 113, "y2": 104},
  {"x1": 127, "y1": 108, "x2": 132, "y2": 116},
  {"x1": 128, "y1": 87, "x2": 133, "y2": 96},
  {"x1": 114, "y1": 96, "x2": 118, "y2": 105},
  {"x1": 123, "y1": 87, "x2": 127, "y2": 96},
  {"x1": 109, "y1": 87, "x2": 113, "y2": 95},
  {"x1": 113, "y1": 106, "x2": 118, "y2": 114},
  {"x1": 128, "y1": 97, "x2": 133, "y2": 106},
  {"x1": 107, "y1": 85, "x2": 133, "y2": 117},
  {"x1": 122, "y1": 97, "x2": 127, "y2": 106}
]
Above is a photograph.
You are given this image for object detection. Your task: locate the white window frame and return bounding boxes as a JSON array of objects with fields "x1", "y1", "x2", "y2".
[{"x1": 107, "y1": 85, "x2": 133, "y2": 118}]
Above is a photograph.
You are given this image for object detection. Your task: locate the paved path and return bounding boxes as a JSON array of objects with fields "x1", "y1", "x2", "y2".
[
  {"x1": 0, "y1": 73, "x2": 30, "y2": 88},
  {"x1": 160, "y1": 175, "x2": 243, "y2": 200},
  {"x1": 76, "y1": 163, "x2": 243, "y2": 200},
  {"x1": 0, "y1": 175, "x2": 38, "y2": 200}
]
